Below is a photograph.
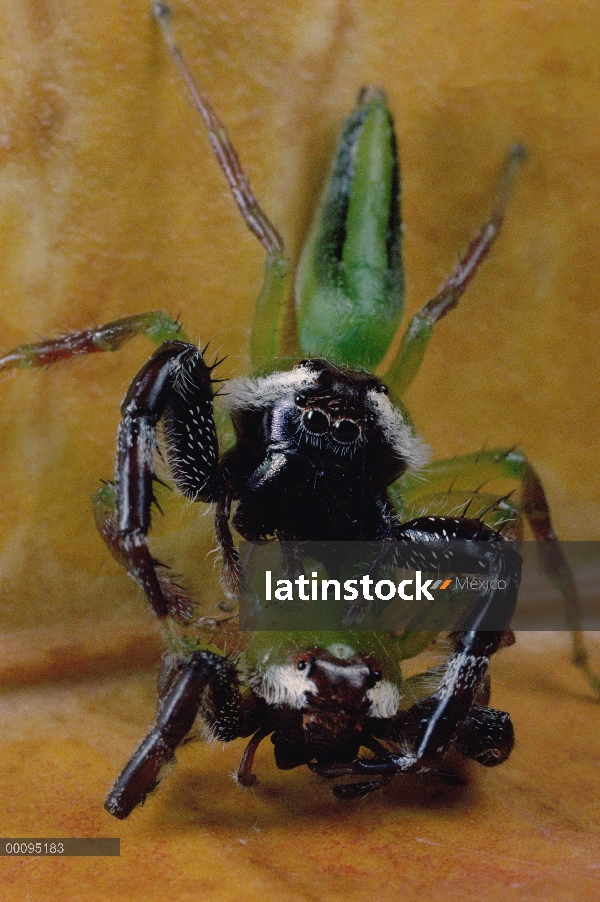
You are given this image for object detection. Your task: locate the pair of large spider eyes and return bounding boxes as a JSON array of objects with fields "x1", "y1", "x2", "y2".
[
  {"x1": 304, "y1": 409, "x2": 360, "y2": 443},
  {"x1": 295, "y1": 394, "x2": 362, "y2": 443}
]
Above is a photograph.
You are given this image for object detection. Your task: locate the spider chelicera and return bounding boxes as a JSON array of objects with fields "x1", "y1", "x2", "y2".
[{"x1": 0, "y1": 3, "x2": 596, "y2": 818}]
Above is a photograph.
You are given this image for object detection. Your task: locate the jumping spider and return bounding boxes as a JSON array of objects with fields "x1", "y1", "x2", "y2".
[{"x1": 1, "y1": 3, "x2": 596, "y2": 818}]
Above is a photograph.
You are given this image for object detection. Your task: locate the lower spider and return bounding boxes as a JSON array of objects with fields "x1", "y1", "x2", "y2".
[
  {"x1": 0, "y1": 4, "x2": 597, "y2": 817},
  {"x1": 105, "y1": 626, "x2": 519, "y2": 819}
]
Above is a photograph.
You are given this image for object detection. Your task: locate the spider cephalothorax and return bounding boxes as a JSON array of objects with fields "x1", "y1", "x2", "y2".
[{"x1": 221, "y1": 358, "x2": 428, "y2": 550}]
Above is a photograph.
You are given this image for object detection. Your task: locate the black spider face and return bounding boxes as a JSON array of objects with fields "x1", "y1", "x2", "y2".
[
  {"x1": 224, "y1": 357, "x2": 428, "y2": 542},
  {"x1": 253, "y1": 646, "x2": 398, "y2": 749},
  {"x1": 292, "y1": 359, "x2": 388, "y2": 456},
  {"x1": 294, "y1": 649, "x2": 384, "y2": 742},
  {"x1": 225, "y1": 357, "x2": 425, "y2": 474}
]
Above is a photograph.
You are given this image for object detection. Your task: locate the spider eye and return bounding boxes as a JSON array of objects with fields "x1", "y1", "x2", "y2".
[
  {"x1": 302, "y1": 409, "x2": 329, "y2": 434},
  {"x1": 296, "y1": 654, "x2": 314, "y2": 673},
  {"x1": 368, "y1": 665, "x2": 382, "y2": 685},
  {"x1": 295, "y1": 392, "x2": 307, "y2": 407},
  {"x1": 373, "y1": 383, "x2": 388, "y2": 395},
  {"x1": 332, "y1": 418, "x2": 360, "y2": 442}
]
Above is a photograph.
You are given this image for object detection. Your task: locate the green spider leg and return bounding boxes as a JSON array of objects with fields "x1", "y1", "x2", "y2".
[
  {"x1": 396, "y1": 448, "x2": 600, "y2": 697},
  {"x1": 153, "y1": 3, "x2": 293, "y2": 377},
  {"x1": 0, "y1": 311, "x2": 189, "y2": 371},
  {"x1": 0, "y1": 305, "x2": 240, "y2": 441},
  {"x1": 380, "y1": 143, "x2": 525, "y2": 397}
]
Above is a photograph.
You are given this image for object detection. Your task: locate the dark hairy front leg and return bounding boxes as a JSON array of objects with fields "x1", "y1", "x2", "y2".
[
  {"x1": 114, "y1": 340, "x2": 220, "y2": 619},
  {"x1": 105, "y1": 650, "x2": 242, "y2": 819},
  {"x1": 93, "y1": 481, "x2": 197, "y2": 624},
  {"x1": 0, "y1": 312, "x2": 223, "y2": 621},
  {"x1": 453, "y1": 703, "x2": 515, "y2": 766}
]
